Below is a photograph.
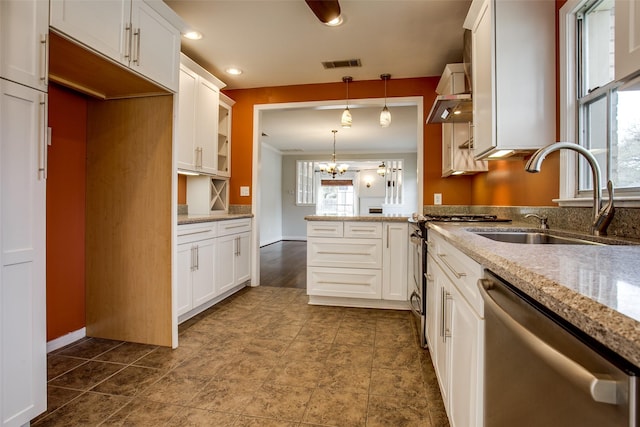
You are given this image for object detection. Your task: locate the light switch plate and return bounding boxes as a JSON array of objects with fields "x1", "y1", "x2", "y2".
[
  {"x1": 434, "y1": 193, "x2": 442, "y2": 205},
  {"x1": 240, "y1": 186, "x2": 250, "y2": 197}
]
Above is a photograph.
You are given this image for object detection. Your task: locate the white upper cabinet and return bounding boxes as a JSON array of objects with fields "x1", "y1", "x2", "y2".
[
  {"x1": 0, "y1": 0, "x2": 49, "y2": 92},
  {"x1": 50, "y1": 0, "x2": 180, "y2": 91},
  {"x1": 615, "y1": 0, "x2": 640, "y2": 80},
  {"x1": 176, "y1": 54, "x2": 226, "y2": 175},
  {"x1": 216, "y1": 95, "x2": 234, "y2": 178},
  {"x1": 464, "y1": 0, "x2": 556, "y2": 159}
]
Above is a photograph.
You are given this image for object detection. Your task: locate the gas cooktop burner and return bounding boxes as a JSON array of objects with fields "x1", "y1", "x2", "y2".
[{"x1": 416, "y1": 214, "x2": 512, "y2": 223}]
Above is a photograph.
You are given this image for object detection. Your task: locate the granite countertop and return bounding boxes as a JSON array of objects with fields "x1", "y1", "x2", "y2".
[
  {"x1": 305, "y1": 214, "x2": 410, "y2": 223},
  {"x1": 178, "y1": 213, "x2": 253, "y2": 225},
  {"x1": 429, "y1": 222, "x2": 640, "y2": 368}
]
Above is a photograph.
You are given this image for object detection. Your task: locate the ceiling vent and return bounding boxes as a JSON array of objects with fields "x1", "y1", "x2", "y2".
[{"x1": 321, "y1": 59, "x2": 362, "y2": 69}]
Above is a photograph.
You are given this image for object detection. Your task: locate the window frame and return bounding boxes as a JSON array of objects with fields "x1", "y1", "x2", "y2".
[{"x1": 559, "y1": 0, "x2": 640, "y2": 207}]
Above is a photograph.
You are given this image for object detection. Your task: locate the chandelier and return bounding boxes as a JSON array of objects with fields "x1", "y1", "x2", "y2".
[{"x1": 319, "y1": 130, "x2": 348, "y2": 178}]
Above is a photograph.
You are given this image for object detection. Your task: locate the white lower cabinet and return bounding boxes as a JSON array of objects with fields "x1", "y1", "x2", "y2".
[
  {"x1": 426, "y1": 230, "x2": 483, "y2": 427},
  {"x1": 216, "y1": 218, "x2": 252, "y2": 295},
  {"x1": 177, "y1": 218, "x2": 251, "y2": 323},
  {"x1": 306, "y1": 220, "x2": 408, "y2": 307}
]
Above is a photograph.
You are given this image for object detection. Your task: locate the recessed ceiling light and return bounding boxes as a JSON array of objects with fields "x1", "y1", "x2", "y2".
[
  {"x1": 225, "y1": 67, "x2": 243, "y2": 76},
  {"x1": 183, "y1": 31, "x2": 203, "y2": 40}
]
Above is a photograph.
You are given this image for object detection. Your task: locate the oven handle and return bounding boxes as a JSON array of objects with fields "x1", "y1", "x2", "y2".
[
  {"x1": 409, "y1": 290, "x2": 423, "y2": 316},
  {"x1": 478, "y1": 278, "x2": 619, "y2": 405}
]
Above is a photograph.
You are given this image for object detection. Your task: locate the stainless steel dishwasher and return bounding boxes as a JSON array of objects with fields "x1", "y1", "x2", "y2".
[{"x1": 479, "y1": 271, "x2": 638, "y2": 427}]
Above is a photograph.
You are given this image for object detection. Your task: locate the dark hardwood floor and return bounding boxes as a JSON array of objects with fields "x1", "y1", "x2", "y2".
[{"x1": 260, "y1": 240, "x2": 307, "y2": 289}]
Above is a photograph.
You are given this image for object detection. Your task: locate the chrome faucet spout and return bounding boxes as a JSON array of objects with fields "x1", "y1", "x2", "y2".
[{"x1": 525, "y1": 142, "x2": 614, "y2": 236}]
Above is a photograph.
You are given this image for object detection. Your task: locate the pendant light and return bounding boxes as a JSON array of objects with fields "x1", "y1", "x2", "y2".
[
  {"x1": 341, "y1": 76, "x2": 353, "y2": 128},
  {"x1": 379, "y1": 74, "x2": 391, "y2": 127},
  {"x1": 319, "y1": 130, "x2": 348, "y2": 178}
]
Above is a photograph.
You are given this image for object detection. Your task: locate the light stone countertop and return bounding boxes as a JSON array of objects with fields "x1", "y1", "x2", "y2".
[
  {"x1": 305, "y1": 214, "x2": 410, "y2": 223},
  {"x1": 178, "y1": 213, "x2": 253, "y2": 225},
  {"x1": 428, "y1": 222, "x2": 640, "y2": 368}
]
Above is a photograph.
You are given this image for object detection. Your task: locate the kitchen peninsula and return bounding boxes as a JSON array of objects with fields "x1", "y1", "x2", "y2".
[{"x1": 305, "y1": 215, "x2": 410, "y2": 309}]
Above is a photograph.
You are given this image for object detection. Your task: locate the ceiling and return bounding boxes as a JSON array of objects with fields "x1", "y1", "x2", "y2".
[{"x1": 164, "y1": 0, "x2": 472, "y2": 153}]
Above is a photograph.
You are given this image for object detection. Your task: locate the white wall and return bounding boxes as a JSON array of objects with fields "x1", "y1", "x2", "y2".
[
  {"x1": 281, "y1": 152, "x2": 418, "y2": 239},
  {"x1": 259, "y1": 143, "x2": 283, "y2": 246}
]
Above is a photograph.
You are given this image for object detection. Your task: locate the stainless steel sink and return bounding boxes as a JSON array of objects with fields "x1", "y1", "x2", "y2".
[{"x1": 474, "y1": 231, "x2": 605, "y2": 245}]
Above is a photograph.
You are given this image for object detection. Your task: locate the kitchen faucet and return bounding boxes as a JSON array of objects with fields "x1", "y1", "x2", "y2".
[
  {"x1": 524, "y1": 213, "x2": 548, "y2": 230},
  {"x1": 524, "y1": 142, "x2": 615, "y2": 236}
]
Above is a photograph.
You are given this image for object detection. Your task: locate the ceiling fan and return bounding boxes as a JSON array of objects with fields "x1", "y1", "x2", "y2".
[{"x1": 305, "y1": 0, "x2": 342, "y2": 25}]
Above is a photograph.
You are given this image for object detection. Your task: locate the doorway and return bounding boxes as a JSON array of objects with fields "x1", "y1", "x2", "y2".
[{"x1": 251, "y1": 97, "x2": 424, "y2": 286}]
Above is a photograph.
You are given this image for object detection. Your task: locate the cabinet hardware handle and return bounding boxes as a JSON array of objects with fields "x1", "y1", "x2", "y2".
[
  {"x1": 317, "y1": 251, "x2": 371, "y2": 256},
  {"x1": 437, "y1": 253, "x2": 466, "y2": 279},
  {"x1": 426, "y1": 273, "x2": 434, "y2": 282},
  {"x1": 40, "y1": 33, "x2": 48, "y2": 85},
  {"x1": 444, "y1": 292, "x2": 452, "y2": 340},
  {"x1": 124, "y1": 24, "x2": 131, "y2": 59},
  {"x1": 178, "y1": 229, "x2": 213, "y2": 237},
  {"x1": 317, "y1": 280, "x2": 370, "y2": 286},
  {"x1": 38, "y1": 96, "x2": 47, "y2": 180},
  {"x1": 195, "y1": 245, "x2": 199, "y2": 270},
  {"x1": 313, "y1": 227, "x2": 338, "y2": 231},
  {"x1": 440, "y1": 287, "x2": 445, "y2": 339},
  {"x1": 223, "y1": 224, "x2": 246, "y2": 230},
  {"x1": 386, "y1": 225, "x2": 390, "y2": 248},
  {"x1": 236, "y1": 236, "x2": 240, "y2": 256},
  {"x1": 133, "y1": 28, "x2": 141, "y2": 65},
  {"x1": 190, "y1": 246, "x2": 195, "y2": 271}
]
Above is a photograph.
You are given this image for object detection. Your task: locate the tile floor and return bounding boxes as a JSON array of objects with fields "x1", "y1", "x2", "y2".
[{"x1": 34, "y1": 286, "x2": 448, "y2": 426}]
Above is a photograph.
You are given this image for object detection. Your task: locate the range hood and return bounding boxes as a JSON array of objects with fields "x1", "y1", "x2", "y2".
[{"x1": 426, "y1": 93, "x2": 472, "y2": 124}]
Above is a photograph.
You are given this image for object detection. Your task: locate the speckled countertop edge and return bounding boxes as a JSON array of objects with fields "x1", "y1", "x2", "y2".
[
  {"x1": 305, "y1": 214, "x2": 410, "y2": 223},
  {"x1": 429, "y1": 222, "x2": 640, "y2": 369},
  {"x1": 178, "y1": 213, "x2": 253, "y2": 225}
]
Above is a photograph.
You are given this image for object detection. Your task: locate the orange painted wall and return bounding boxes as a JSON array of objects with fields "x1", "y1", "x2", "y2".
[
  {"x1": 46, "y1": 84, "x2": 87, "y2": 341},
  {"x1": 223, "y1": 77, "x2": 474, "y2": 206}
]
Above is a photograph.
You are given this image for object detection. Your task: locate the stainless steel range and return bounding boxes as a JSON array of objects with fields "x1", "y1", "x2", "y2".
[{"x1": 408, "y1": 213, "x2": 511, "y2": 348}]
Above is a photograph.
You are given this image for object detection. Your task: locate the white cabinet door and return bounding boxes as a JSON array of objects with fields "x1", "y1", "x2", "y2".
[
  {"x1": 196, "y1": 78, "x2": 219, "y2": 175},
  {"x1": 432, "y1": 264, "x2": 451, "y2": 409},
  {"x1": 382, "y1": 222, "x2": 408, "y2": 301},
  {"x1": 176, "y1": 64, "x2": 197, "y2": 171},
  {"x1": 0, "y1": 0, "x2": 49, "y2": 92},
  {"x1": 425, "y1": 252, "x2": 438, "y2": 349},
  {"x1": 129, "y1": 0, "x2": 180, "y2": 92},
  {"x1": 235, "y1": 232, "x2": 251, "y2": 285},
  {"x1": 469, "y1": 0, "x2": 494, "y2": 158},
  {"x1": 50, "y1": 0, "x2": 131, "y2": 65},
  {"x1": 449, "y1": 283, "x2": 483, "y2": 427},
  {"x1": 615, "y1": 0, "x2": 640, "y2": 80},
  {"x1": 0, "y1": 79, "x2": 47, "y2": 427},
  {"x1": 216, "y1": 233, "x2": 236, "y2": 294},
  {"x1": 176, "y1": 242, "x2": 193, "y2": 316},
  {"x1": 192, "y1": 239, "x2": 216, "y2": 307}
]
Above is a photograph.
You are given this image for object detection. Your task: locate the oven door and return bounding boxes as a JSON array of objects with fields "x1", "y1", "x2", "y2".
[{"x1": 408, "y1": 225, "x2": 426, "y2": 348}]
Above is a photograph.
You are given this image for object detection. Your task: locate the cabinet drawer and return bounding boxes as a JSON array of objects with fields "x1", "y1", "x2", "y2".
[
  {"x1": 344, "y1": 222, "x2": 382, "y2": 239},
  {"x1": 308, "y1": 238, "x2": 382, "y2": 269},
  {"x1": 217, "y1": 218, "x2": 251, "y2": 236},
  {"x1": 307, "y1": 267, "x2": 381, "y2": 299},
  {"x1": 430, "y1": 232, "x2": 484, "y2": 317},
  {"x1": 307, "y1": 221, "x2": 343, "y2": 237},
  {"x1": 178, "y1": 222, "x2": 218, "y2": 244}
]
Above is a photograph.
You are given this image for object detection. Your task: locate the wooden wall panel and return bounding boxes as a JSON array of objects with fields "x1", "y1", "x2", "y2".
[{"x1": 85, "y1": 95, "x2": 173, "y2": 346}]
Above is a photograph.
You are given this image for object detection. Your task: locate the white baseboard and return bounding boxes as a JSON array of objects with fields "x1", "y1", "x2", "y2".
[
  {"x1": 47, "y1": 327, "x2": 86, "y2": 353},
  {"x1": 281, "y1": 235, "x2": 307, "y2": 241}
]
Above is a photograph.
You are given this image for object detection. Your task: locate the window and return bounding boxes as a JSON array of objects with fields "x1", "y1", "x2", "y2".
[
  {"x1": 316, "y1": 178, "x2": 357, "y2": 215},
  {"x1": 561, "y1": 0, "x2": 640, "y2": 204},
  {"x1": 296, "y1": 160, "x2": 315, "y2": 205}
]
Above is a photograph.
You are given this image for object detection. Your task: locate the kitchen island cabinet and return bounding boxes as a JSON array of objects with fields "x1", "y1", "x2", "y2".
[{"x1": 305, "y1": 216, "x2": 410, "y2": 309}]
